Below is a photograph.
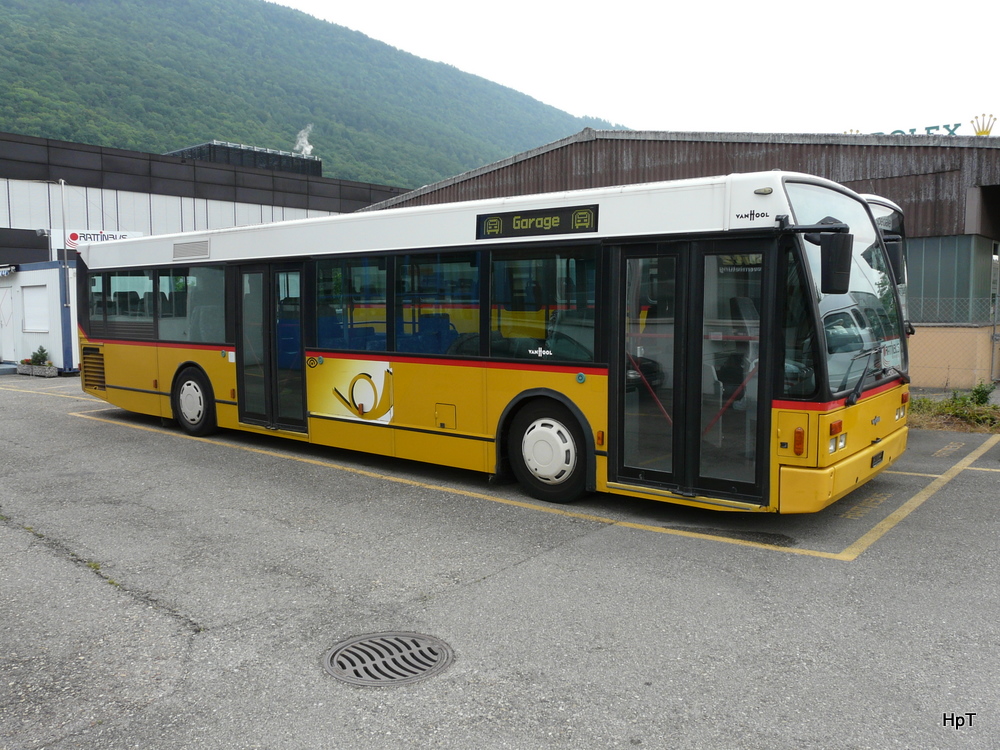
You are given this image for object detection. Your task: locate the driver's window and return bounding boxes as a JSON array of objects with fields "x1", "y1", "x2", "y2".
[{"x1": 782, "y1": 250, "x2": 817, "y2": 397}]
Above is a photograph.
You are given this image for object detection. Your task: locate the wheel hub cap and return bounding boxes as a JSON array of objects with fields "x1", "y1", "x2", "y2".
[
  {"x1": 178, "y1": 381, "x2": 204, "y2": 424},
  {"x1": 522, "y1": 418, "x2": 576, "y2": 484}
]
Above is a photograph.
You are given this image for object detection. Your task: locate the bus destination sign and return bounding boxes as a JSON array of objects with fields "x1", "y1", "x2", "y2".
[{"x1": 476, "y1": 205, "x2": 599, "y2": 240}]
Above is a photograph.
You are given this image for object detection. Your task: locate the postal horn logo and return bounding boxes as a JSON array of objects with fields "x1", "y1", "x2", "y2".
[{"x1": 333, "y1": 369, "x2": 393, "y2": 420}]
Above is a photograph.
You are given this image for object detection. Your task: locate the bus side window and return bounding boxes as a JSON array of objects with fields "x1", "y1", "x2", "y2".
[
  {"x1": 316, "y1": 258, "x2": 387, "y2": 351},
  {"x1": 106, "y1": 270, "x2": 154, "y2": 339},
  {"x1": 315, "y1": 260, "x2": 346, "y2": 349},
  {"x1": 396, "y1": 253, "x2": 477, "y2": 355},
  {"x1": 491, "y1": 257, "x2": 544, "y2": 352},
  {"x1": 157, "y1": 266, "x2": 225, "y2": 343},
  {"x1": 87, "y1": 276, "x2": 107, "y2": 336},
  {"x1": 491, "y1": 250, "x2": 595, "y2": 361}
]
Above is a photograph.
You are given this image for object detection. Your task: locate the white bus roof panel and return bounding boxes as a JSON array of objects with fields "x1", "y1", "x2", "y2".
[{"x1": 78, "y1": 171, "x2": 857, "y2": 269}]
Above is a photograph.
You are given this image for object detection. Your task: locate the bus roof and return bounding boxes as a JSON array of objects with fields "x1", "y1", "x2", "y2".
[{"x1": 78, "y1": 171, "x2": 858, "y2": 270}]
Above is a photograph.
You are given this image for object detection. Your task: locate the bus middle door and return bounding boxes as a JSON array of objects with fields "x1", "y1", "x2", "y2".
[{"x1": 237, "y1": 264, "x2": 307, "y2": 432}]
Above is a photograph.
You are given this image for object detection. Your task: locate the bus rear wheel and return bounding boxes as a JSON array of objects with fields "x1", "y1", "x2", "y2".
[
  {"x1": 509, "y1": 401, "x2": 587, "y2": 504},
  {"x1": 172, "y1": 367, "x2": 217, "y2": 437}
]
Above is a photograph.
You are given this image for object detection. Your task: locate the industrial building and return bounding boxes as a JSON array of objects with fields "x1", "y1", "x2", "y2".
[
  {"x1": 0, "y1": 131, "x2": 406, "y2": 372},
  {"x1": 367, "y1": 128, "x2": 1000, "y2": 387}
]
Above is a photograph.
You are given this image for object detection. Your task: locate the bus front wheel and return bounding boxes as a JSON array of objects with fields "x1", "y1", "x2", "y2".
[
  {"x1": 172, "y1": 367, "x2": 217, "y2": 437},
  {"x1": 509, "y1": 401, "x2": 586, "y2": 504}
]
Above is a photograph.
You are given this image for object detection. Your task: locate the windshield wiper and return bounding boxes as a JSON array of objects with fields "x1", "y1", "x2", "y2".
[
  {"x1": 843, "y1": 348, "x2": 909, "y2": 405},
  {"x1": 844, "y1": 347, "x2": 878, "y2": 406},
  {"x1": 879, "y1": 364, "x2": 910, "y2": 385}
]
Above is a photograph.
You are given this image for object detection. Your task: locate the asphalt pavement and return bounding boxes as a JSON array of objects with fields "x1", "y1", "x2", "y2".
[{"x1": 2, "y1": 373, "x2": 999, "y2": 749}]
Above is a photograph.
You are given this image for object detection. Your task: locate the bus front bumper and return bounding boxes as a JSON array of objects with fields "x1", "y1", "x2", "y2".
[{"x1": 778, "y1": 427, "x2": 908, "y2": 514}]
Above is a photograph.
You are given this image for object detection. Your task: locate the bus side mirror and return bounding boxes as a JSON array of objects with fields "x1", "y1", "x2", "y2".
[
  {"x1": 820, "y1": 233, "x2": 853, "y2": 295},
  {"x1": 882, "y1": 234, "x2": 905, "y2": 283}
]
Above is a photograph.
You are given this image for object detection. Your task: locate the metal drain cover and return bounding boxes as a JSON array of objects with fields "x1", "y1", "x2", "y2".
[{"x1": 323, "y1": 632, "x2": 454, "y2": 686}]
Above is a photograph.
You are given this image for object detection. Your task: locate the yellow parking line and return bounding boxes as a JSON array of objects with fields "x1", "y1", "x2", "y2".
[
  {"x1": 0, "y1": 384, "x2": 99, "y2": 401},
  {"x1": 839, "y1": 434, "x2": 1000, "y2": 560},
  {"x1": 70, "y1": 409, "x2": 1000, "y2": 562}
]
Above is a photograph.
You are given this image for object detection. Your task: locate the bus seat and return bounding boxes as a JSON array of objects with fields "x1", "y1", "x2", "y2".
[
  {"x1": 419, "y1": 314, "x2": 457, "y2": 353},
  {"x1": 113, "y1": 291, "x2": 141, "y2": 316},
  {"x1": 317, "y1": 310, "x2": 344, "y2": 348},
  {"x1": 347, "y1": 326, "x2": 374, "y2": 349},
  {"x1": 396, "y1": 335, "x2": 421, "y2": 352}
]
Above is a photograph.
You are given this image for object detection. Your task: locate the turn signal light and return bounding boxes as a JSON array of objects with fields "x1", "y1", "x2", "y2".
[
  {"x1": 830, "y1": 420, "x2": 843, "y2": 435},
  {"x1": 901, "y1": 391, "x2": 910, "y2": 404},
  {"x1": 794, "y1": 427, "x2": 805, "y2": 456}
]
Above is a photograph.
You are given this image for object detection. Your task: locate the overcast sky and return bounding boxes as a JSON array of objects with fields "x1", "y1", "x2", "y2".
[{"x1": 269, "y1": 0, "x2": 995, "y2": 138}]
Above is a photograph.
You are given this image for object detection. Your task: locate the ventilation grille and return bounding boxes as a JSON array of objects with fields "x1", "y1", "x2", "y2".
[
  {"x1": 323, "y1": 633, "x2": 454, "y2": 686},
  {"x1": 173, "y1": 240, "x2": 209, "y2": 260},
  {"x1": 81, "y1": 347, "x2": 106, "y2": 390}
]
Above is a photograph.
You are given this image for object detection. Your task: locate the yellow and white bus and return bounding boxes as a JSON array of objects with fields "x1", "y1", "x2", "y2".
[{"x1": 76, "y1": 171, "x2": 909, "y2": 513}]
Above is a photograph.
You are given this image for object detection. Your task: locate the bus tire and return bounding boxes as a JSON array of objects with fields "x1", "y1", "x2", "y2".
[
  {"x1": 509, "y1": 400, "x2": 586, "y2": 504},
  {"x1": 172, "y1": 366, "x2": 217, "y2": 437}
]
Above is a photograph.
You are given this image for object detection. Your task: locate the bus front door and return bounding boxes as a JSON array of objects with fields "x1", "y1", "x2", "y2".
[
  {"x1": 616, "y1": 242, "x2": 770, "y2": 507},
  {"x1": 237, "y1": 264, "x2": 307, "y2": 432}
]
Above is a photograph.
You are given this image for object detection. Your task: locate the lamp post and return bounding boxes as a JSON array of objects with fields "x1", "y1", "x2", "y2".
[{"x1": 59, "y1": 178, "x2": 69, "y2": 310}]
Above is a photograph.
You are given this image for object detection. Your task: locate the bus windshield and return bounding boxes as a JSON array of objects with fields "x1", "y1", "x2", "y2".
[{"x1": 785, "y1": 182, "x2": 907, "y2": 396}]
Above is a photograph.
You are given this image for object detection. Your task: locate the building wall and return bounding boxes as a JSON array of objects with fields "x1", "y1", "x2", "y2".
[
  {"x1": 909, "y1": 325, "x2": 998, "y2": 389},
  {"x1": 1, "y1": 177, "x2": 335, "y2": 250}
]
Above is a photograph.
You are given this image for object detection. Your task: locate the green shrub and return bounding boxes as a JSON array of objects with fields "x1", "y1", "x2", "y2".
[
  {"x1": 29, "y1": 346, "x2": 50, "y2": 366},
  {"x1": 910, "y1": 385, "x2": 1000, "y2": 431},
  {"x1": 969, "y1": 380, "x2": 996, "y2": 406}
]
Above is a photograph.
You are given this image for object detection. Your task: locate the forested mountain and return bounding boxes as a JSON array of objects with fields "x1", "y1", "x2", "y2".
[{"x1": 0, "y1": 0, "x2": 621, "y2": 188}]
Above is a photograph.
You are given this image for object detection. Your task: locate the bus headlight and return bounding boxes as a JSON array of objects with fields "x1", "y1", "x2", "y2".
[{"x1": 830, "y1": 434, "x2": 848, "y2": 453}]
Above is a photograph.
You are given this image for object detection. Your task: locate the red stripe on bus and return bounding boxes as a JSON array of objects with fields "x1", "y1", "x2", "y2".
[{"x1": 772, "y1": 378, "x2": 906, "y2": 411}]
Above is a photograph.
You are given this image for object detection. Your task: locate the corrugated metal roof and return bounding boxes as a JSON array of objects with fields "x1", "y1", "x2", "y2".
[{"x1": 367, "y1": 129, "x2": 1000, "y2": 238}]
